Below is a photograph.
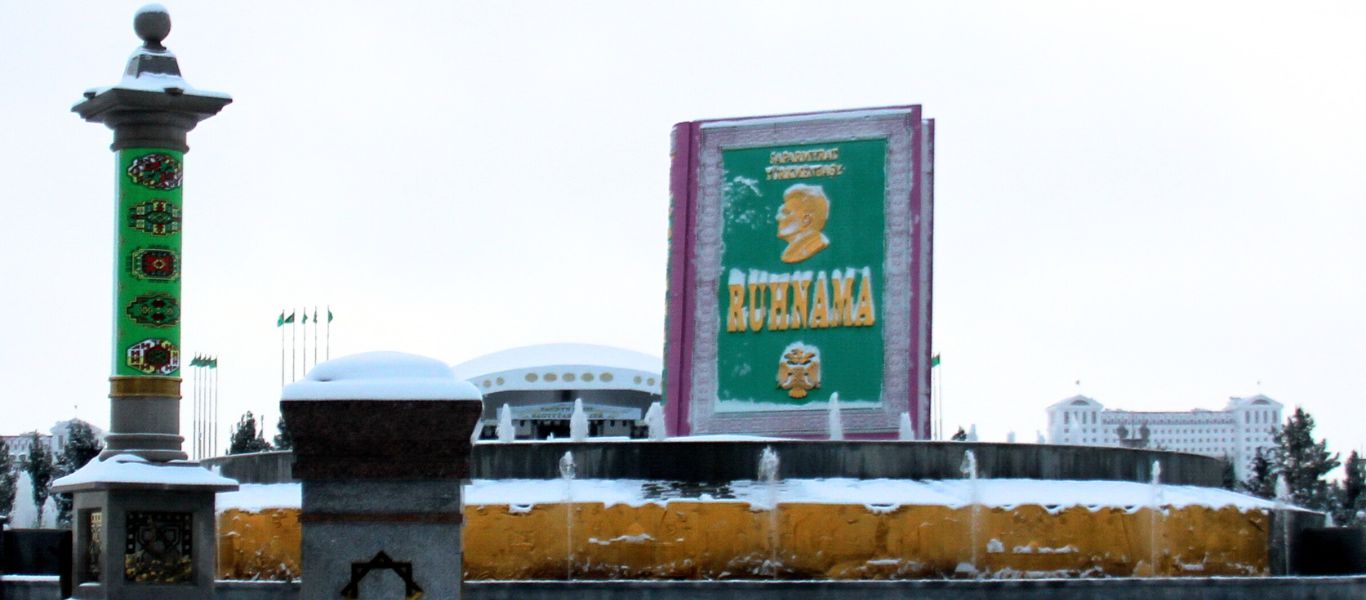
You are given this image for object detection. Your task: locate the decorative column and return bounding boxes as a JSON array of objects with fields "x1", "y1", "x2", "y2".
[
  {"x1": 53, "y1": 6, "x2": 236, "y2": 600},
  {"x1": 282, "y1": 352, "x2": 484, "y2": 600}
]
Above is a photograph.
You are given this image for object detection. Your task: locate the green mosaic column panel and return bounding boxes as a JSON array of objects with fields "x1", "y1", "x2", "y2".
[{"x1": 114, "y1": 148, "x2": 184, "y2": 377}]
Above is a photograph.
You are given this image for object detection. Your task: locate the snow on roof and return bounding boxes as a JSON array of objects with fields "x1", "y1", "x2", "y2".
[
  {"x1": 1046, "y1": 395, "x2": 1100, "y2": 410},
  {"x1": 1226, "y1": 394, "x2": 1281, "y2": 410},
  {"x1": 53, "y1": 453, "x2": 238, "y2": 492},
  {"x1": 282, "y1": 351, "x2": 481, "y2": 401},
  {"x1": 451, "y1": 343, "x2": 662, "y2": 395}
]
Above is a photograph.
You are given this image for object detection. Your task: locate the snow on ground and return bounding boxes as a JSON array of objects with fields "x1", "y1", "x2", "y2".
[
  {"x1": 217, "y1": 484, "x2": 302, "y2": 513},
  {"x1": 215, "y1": 479, "x2": 1280, "y2": 513}
]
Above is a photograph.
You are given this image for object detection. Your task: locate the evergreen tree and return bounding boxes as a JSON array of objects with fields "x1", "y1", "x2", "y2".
[
  {"x1": 1336, "y1": 450, "x2": 1365, "y2": 526},
  {"x1": 950, "y1": 427, "x2": 967, "y2": 441},
  {"x1": 273, "y1": 413, "x2": 293, "y2": 450},
  {"x1": 1273, "y1": 407, "x2": 1340, "y2": 511},
  {"x1": 0, "y1": 437, "x2": 17, "y2": 518},
  {"x1": 22, "y1": 432, "x2": 55, "y2": 527},
  {"x1": 54, "y1": 420, "x2": 104, "y2": 527},
  {"x1": 1241, "y1": 447, "x2": 1277, "y2": 499},
  {"x1": 228, "y1": 412, "x2": 273, "y2": 455},
  {"x1": 1217, "y1": 455, "x2": 1237, "y2": 490}
]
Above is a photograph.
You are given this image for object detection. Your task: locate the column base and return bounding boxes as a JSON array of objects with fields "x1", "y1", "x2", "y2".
[{"x1": 53, "y1": 456, "x2": 238, "y2": 600}]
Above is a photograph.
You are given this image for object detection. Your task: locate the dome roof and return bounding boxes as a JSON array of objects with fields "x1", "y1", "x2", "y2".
[{"x1": 451, "y1": 343, "x2": 662, "y2": 395}]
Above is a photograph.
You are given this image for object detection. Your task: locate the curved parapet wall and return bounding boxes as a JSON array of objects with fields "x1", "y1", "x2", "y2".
[
  {"x1": 479, "y1": 441, "x2": 1226, "y2": 485},
  {"x1": 206, "y1": 441, "x2": 1226, "y2": 486}
]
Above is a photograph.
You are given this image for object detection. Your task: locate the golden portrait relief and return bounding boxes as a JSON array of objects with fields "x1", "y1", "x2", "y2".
[{"x1": 776, "y1": 184, "x2": 831, "y2": 263}]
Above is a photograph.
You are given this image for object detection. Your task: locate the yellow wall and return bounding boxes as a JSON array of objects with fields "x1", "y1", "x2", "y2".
[{"x1": 219, "y1": 502, "x2": 1269, "y2": 580}]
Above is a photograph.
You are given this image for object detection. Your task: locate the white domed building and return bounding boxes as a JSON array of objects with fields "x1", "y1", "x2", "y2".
[{"x1": 451, "y1": 343, "x2": 662, "y2": 440}]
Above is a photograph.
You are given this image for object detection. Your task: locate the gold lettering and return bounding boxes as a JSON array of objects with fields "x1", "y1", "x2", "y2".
[
  {"x1": 768, "y1": 280, "x2": 789, "y2": 331},
  {"x1": 727, "y1": 284, "x2": 747, "y2": 332},
  {"x1": 809, "y1": 274, "x2": 830, "y2": 329},
  {"x1": 854, "y1": 271, "x2": 876, "y2": 326},
  {"x1": 789, "y1": 277, "x2": 810, "y2": 330},
  {"x1": 831, "y1": 271, "x2": 855, "y2": 327},
  {"x1": 748, "y1": 281, "x2": 766, "y2": 332}
]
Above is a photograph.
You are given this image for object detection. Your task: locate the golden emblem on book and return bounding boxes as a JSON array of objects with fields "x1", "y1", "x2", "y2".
[{"x1": 777, "y1": 343, "x2": 821, "y2": 399}]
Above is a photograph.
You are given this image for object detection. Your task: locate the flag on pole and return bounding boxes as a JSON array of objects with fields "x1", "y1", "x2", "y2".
[
  {"x1": 931, "y1": 354, "x2": 941, "y2": 367},
  {"x1": 277, "y1": 311, "x2": 286, "y2": 327},
  {"x1": 327, "y1": 307, "x2": 333, "y2": 323},
  {"x1": 302, "y1": 311, "x2": 309, "y2": 325},
  {"x1": 284, "y1": 311, "x2": 296, "y2": 324}
]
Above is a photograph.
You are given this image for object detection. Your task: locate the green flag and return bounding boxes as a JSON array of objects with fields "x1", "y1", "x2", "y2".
[
  {"x1": 208, "y1": 356, "x2": 218, "y2": 369},
  {"x1": 277, "y1": 311, "x2": 285, "y2": 327},
  {"x1": 303, "y1": 311, "x2": 309, "y2": 324},
  {"x1": 313, "y1": 307, "x2": 319, "y2": 323},
  {"x1": 284, "y1": 311, "x2": 296, "y2": 324},
  {"x1": 327, "y1": 307, "x2": 333, "y2": 323},
  {"x1": 931, "y1": 354, "x2": 941, "y2": 367}
]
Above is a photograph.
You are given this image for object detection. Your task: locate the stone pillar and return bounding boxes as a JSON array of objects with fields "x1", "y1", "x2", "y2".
[
  {"x1": 282, "y1": 352, "x2": 484, "y2": 600},
  {"x1": 53, "y1": 6, "x2": 237, "y2": 600}
]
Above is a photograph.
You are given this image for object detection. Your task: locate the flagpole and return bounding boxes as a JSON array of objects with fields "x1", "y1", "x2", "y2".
[
  {"x1": 326, "y1": 305, "x2": 331, "y2": 360},
  {"x1": 195, "y1": 358, "x2": 199, "y2": 459},
  {"x1": 299, "y1": 307, "x2": 306, "y2": 378},
  {"x1": 213, "y1": 357, "x2": 219, "y2": 457},
  {"x1": 198, "y1": 357, "x2": 204, "y2": 459},
  {"x1": 313, "y1": 306, "x2": 319, "y2": 368},
  {"x1": 280, "y1": 310, "x2": 286, "y2": 389},
  {"x1": 198, "y1": 358, "x2": 205, "y2": 459},
  {"x1": 291, "y1": 311, "x2": 297, "y2": 382}
]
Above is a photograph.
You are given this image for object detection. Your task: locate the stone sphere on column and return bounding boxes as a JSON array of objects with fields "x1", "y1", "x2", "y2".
[{"x1": 134, "y1": 4, "x2": 171, "y2": 49}]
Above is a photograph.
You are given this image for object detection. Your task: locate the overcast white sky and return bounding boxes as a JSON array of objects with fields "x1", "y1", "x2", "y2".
[{"x1": 1, "y1": 1, "x2": 1363, "y2": 458}]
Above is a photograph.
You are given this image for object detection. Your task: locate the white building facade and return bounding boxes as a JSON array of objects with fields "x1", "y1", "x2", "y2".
[
  {"x1": 1045, "y1": 394, "x2": 1282, "y2": 482},
  {"x1": 2, "y1": 419, "x2": 106, "y2": 464}
]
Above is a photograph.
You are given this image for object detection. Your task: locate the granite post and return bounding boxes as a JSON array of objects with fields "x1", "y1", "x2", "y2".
[
  {"x1": 282, "y1": 352, "x2": 484, "y2": 600},
  {"x1": 52, "y1": 6, "x2": 237, "y2": 600}
]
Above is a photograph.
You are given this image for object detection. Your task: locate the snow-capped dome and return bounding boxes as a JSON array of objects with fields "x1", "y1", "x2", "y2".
[
  {"x1": 283, "y1": 351, "x2": 480, "y2": 401},
  {"x1": 451, "y1": 343, "x2": 661, "y2": 395}
]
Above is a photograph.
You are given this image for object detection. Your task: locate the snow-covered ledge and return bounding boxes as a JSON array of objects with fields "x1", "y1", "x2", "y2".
[
  {"x1": 283, "y1": 351, "x2": 480, "y2": 401},
  {"x1": 52, "y1": 453, "x2": 237, "y2": 493}
]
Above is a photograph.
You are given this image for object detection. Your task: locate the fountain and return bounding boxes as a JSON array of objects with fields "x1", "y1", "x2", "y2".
[
  {"x1": 1275, "y1": 475, "x2": 1292, "y2": 574},
  {"x1": 497, "y1": 403, "x2": 515, "y2": 442},
  {"x1": 827, "y1": 392, "x2": 844, "y2": 441},
  {"x1": 1148, "y1": 460, "x2": 1164, "y2": 575},
  {"x1": 644, "y1": 401, "x2": 667, "y2": 440},
  {"x1": 560, "y1": 450, "x2": 576, "y2": 579},
  {"x1": 897, "y1": 412, "x2": 914, "y2": 441},
  {"x1": 758, "y1": 446, "x2": 781, "y2": 576},
  {"x1": 570, "y1": 398, "x2": 589, "y2": 441},
  {"x1": 961, "y1": 449, "x2": 981, "y2": 576}
]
